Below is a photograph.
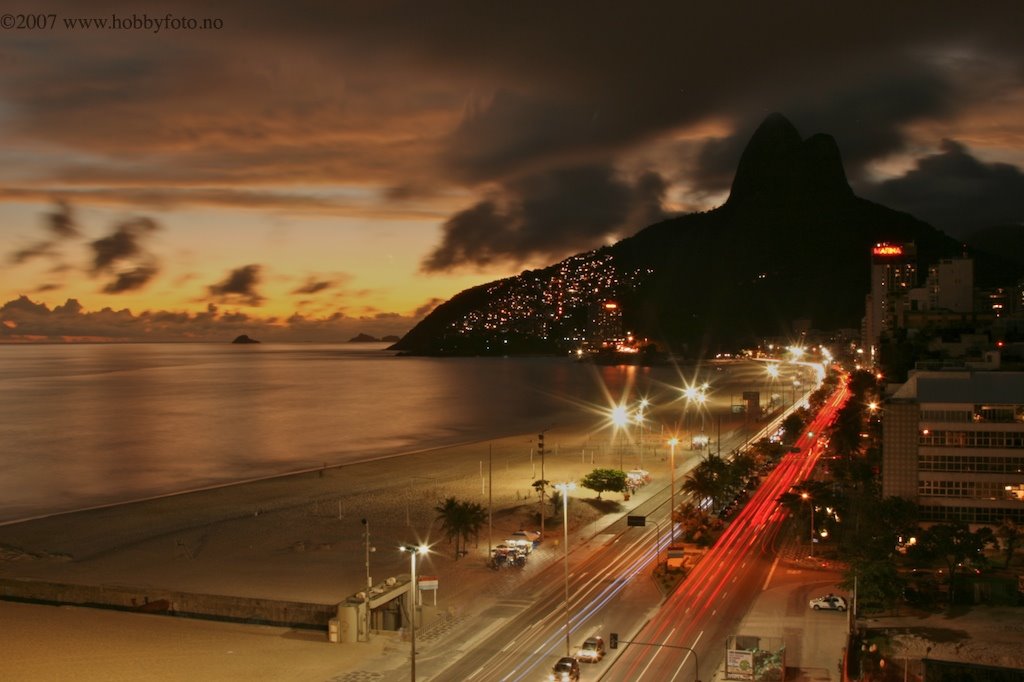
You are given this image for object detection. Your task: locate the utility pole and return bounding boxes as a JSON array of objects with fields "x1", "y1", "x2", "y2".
[
  {"x1": 361, "y1": 518, "x2": 373, "y2": 642},
  {"x1": 488, "y1": 443, "x2": 493, "y2": 557},
  {"x1": 538, "y1": 432, "x2": 546, "y2": 541}
]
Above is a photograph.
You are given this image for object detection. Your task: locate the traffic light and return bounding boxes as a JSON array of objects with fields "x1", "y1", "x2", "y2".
[
  {"x1": 609, "y1": 632, "x2": 618, "y2": 649},
  {"x1": 537, "y1": 433, "x2": 545, "y2": 455}
]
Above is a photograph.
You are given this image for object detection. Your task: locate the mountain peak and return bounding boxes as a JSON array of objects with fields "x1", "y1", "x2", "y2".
[{"x1": 726, "y1": 113, "x2": 853, "y2": 207}]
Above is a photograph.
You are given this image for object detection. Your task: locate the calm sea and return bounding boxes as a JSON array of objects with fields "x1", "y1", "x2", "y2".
[{"x1": 0, "y1": 343, "x2": 688, "y2": 523}]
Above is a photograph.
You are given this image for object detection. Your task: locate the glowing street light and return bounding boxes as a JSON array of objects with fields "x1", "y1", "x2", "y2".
[
  {"x1": 554, "y1": 481, "x2": 576, "y2": 657},
  {"x1": 634, "y1": 398, "x2": 649, "y2": 468},
  {"x1": 611, "y1": 405, "x2": 629, "y2": 469},
  {"x1": 800, "y1": 492, "x2": 815, "y2": 557},
  {"x1": 667, "y1": 437, "x2": 678, "y2": 545},
  {"x1": 400, "y1": 543, "x2": 429, "y2": 681}
]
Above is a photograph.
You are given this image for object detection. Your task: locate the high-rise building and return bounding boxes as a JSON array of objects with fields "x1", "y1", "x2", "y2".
[
  {"x1": 864, "y1": 242, "x2": 918, "y2": 361},
  {"x1": 927, "y1": 257, "x2": 974, "y2": 313},
  {"x1": 882, "y1": 369, "x2": 1024, "y2": 524},
  {"x1": 589, "y1": 300, "x2": 624, "y2": 346}
]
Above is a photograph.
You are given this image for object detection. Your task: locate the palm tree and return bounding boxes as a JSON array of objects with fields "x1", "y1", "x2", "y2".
[
  {"x1": 459, "y1": 501, "x2": 487, "y2": 554},
  {"x1": 434, "y1": 497, "x2": 488, "y2": 559},
  {"x1": 434, "y1": 496, "x2": 462, "y2": 557},
  {"x1": 682, "y1": 456, "x2": 728, "y2": 512}
]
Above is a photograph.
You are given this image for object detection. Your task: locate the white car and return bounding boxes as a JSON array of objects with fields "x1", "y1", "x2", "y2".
[
  {"x1": 503, "y1": 538, "x2": 533, "y2": 554},
  {"x1": 809, "y1": 594, "x2": 848, "y2": 611},
  {"x1": 510, "y1": 529, "x2": 542, "y2": 545},
  {"x1": 575, "y1": 635, "x2": 605, "y2": 662}
]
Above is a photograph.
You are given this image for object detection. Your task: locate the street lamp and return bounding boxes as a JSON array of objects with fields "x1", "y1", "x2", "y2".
[
  {"x1": 634, "y1": 399, "x2": 649, "y2": 469},
  {"x1": 555, "y1": 482, "x2": 576, "y2": 657},
  {"x1": 361, "y1": 518, "x2": 375, "y2": 642},
  {"x1": 694, "y1": 391, "x2": 708, "y2": 449},
  {"x1": 400, "y1": 543, "x2": 429, "y2": 681},
  {"x1": 766, "y1": 363, "x2": 780, "y2": 411},
  {"x1": 611, "y1": 405, "x2": 629, "y2": 470},
  {"x1": 800, "y1": 492, "x2": 815, "y2": 557},
  {"x1": 667, "y1": 437, "x2": 678, "y2": 545}
]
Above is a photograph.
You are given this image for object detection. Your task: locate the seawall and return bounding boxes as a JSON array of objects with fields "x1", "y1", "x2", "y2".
[{"x1": 0, "y1": 577, "x2": 334, "y2": 630}]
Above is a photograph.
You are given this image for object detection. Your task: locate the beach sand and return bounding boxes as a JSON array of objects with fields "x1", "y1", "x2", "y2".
[{"x1": 0, "y1": 422, "x2": 682, "y2": 680}]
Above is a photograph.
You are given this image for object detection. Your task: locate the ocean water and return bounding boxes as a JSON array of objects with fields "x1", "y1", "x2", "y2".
[{"x1": 0, "y1": 343, "x2": 690, "y2": 522}]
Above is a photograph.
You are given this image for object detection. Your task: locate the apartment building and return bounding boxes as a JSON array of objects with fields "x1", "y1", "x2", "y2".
[{"x1": 882, "y1": 369, "x2": 1024, "y2": 524}]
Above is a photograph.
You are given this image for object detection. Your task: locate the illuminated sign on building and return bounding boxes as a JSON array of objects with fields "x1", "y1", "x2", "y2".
[{"x1": 872, "y1": 244, "x2": 904, "y2": 257}]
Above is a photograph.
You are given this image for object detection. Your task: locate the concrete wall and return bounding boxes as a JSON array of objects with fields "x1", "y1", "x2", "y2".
[{"x1": 0, "y1": 577, "x2": 336, "y2": 630}]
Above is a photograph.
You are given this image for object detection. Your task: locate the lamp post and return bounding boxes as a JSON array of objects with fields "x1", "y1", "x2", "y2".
[
  {"x1": 361, "y1": 518, "x2": 374, "y2": 642},
  {"x1": 667, "y1": 437, "x2": 678, "y2": 544},
  {"x1": 611, "y1": 406, "x2": 629, "y2": 470},
  {"x1": 695, "y1": 390, "x2": 708, "y2": 448},
  {"x1": 636, "y1": 398, "x2": 649, "y2": 469},
  {"x1": 555, "y1": 481, "x2": 575, "y2": 657},
  {"x1": 400, "y1": 543, "x2": 428, "y2": 681},
  {"x1": 766, "y1": 362, "x2": 780, "y2": 413},
  {"x1": 800, "y1": 492, "x2": 815, "y2": 556}
]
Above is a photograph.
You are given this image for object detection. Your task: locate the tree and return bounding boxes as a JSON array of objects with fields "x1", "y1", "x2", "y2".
[
  {"x1": 995, "y1": 518, "x2": 1021, "y2": 569},
  {"x1": 908, "y1": 522, "x2": 996, "y2": 605},
  {"x1": 458, "y1": 500, "x2": 487, "y2": 553},
  {"x1": 781, "y1": 412, "x2": 806, "y2": 443},
  {"x1": 580, "y1": 468, "x2": 627, "y2": 500},
  {"x1": 674, "y1": 501, "x2": 723, "y2": 546},
  {"x1": 682, "y1": 455, "x2": 730, "y2": 511},
  {"x1": 532, "y1": 478, "x2": 550, "y2": 516},
  {"x1": 840, "y1": 552, "x2": 903, "y2": 614},
  {"x1": 434, "y1": 497, "x2": 460, "y2": 554},
  {"x1": 434, "y1": 496, "x2": 487, "y2": 559}
]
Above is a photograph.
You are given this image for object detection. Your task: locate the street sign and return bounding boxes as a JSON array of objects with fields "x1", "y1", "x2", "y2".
[{"x1": 627, "y1": 515, "x2": 645, "y2": 527}]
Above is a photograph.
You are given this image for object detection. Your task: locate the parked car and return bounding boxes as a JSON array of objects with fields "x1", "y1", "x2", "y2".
[
  {"x1": 549, "y1": 656, "x2": 580, "y2": 681},
  {"x1": 511, "y1": 529, "x2": 542, "y2": 546},
  {"x1": 809, "y1": 594, "x2": 847, "y2": 611},
  {"x1": 626, "y1": 469, "x2": 651, "y2": 486},
  {"x1": 575, "y1": 635, "x2": 605, "y2": 662},
  {"x1": 503, "y1": 538, "x2": 533, "y2": 554}
]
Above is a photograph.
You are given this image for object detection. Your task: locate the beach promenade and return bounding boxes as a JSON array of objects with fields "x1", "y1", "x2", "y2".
[{"x1": 0, "y1": 423, "x2": 691, "y2": 681}]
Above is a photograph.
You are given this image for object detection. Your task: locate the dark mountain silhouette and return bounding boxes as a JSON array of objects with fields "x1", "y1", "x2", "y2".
[{"x1": 393, "y1": 114, "x2": 1023, "y2": 356}]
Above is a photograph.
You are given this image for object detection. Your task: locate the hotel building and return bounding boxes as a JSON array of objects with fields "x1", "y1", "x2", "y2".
[{"x1": 882, "y1": 369, "x2": 1024, "y2": 525}]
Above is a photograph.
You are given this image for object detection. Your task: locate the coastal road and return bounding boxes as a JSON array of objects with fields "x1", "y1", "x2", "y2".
[
  {"x1": 601, "y1": 378, "x2": 849, "y2": 682},
  {"x1": 420, "y1": 367, "x2": 844, "y2": 682}
]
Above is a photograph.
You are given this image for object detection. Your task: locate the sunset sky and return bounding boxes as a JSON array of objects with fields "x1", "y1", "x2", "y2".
[{"x1": 3, "y1": 1, "x2": 1024, "y2": 342}]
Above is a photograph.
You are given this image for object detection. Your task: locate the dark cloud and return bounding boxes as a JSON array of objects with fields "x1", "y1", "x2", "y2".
[
  {"x1": 46, "y1": 200, "x2": 78, "y2": 238},
  {"x1": 862, "y1": 139, "x2": 1024, "y2": 238},
  {"x1": 206, "y1": 265, "x2": 265, "y2": 306},
  {"x1": 422, "y1": 163, "x2": 666, "y2": 271},
  {"x1": 413, "y1": 298, "x2": 444, "y2": 318},
  {"x1": 102, "y1": 265, "x2": 160, "y2": 294},
  {"x1": 89, "y1": 216, "x2": 161, "y2": 293},
  {"x1": 292, "y1": 278, "x2": 335, "y2": 295},
  {"x1": 90, "y1": 217, "x2": 158, "y2": 272},
  {"x1": 8, "y1": 200, "x2": 80, "y2": 265},
  {"x1": 10, "y1": 241, "x2": 57, "y2": 265}
]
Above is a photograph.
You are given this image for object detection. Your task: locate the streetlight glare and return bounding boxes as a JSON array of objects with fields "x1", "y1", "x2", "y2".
[
  {"x1": 611, "y1": 405, "x2": 629, "y2": 427},
  {"x1": 400, "y1": 543, "x2": 430, "y2": 556}
]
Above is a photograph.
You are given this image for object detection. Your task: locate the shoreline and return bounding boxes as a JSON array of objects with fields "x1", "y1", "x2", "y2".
[
  {"x1": 0, "y1": 421, "x2": 650, "y2": 602},
  {"x1": 0, "y1": 426, "x2": 568, "y2": 528}
]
